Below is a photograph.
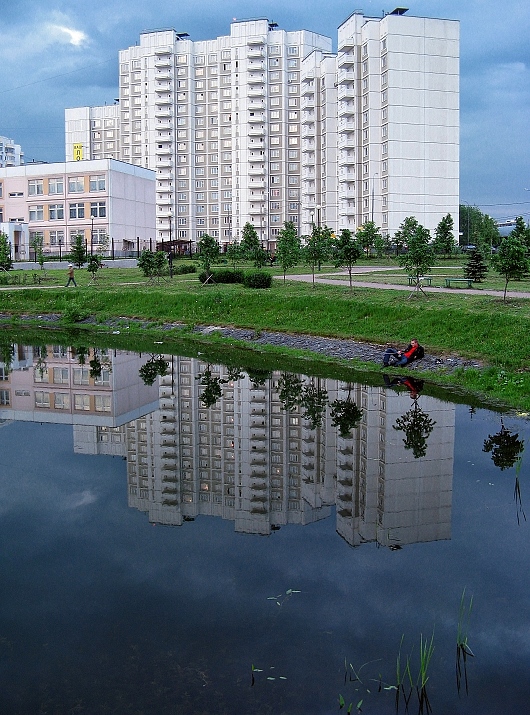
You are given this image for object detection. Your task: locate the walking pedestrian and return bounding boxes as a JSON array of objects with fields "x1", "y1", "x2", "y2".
[{"x1": 65, "y1": 264, "x2": 77, "y2": 287}]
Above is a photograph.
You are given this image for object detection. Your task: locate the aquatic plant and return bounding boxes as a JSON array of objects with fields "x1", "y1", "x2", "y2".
[{"x1": 456, "y1": 588, "x2": 474, "y2": 696}]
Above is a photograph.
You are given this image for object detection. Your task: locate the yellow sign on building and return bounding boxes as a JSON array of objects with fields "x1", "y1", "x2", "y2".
[{"x1": 73, "y1": 143, "x2": 83, "y2": 161}]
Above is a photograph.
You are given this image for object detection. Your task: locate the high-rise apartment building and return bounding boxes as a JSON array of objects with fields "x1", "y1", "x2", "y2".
[
  {"x1": 66, "y1": 9, "x2": 459, "y2": 249},
  {"x1": 0, "y1": 136, "x2": 24, "y2": 167}
]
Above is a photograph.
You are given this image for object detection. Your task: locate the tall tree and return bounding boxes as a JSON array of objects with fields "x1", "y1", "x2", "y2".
[
  {"x1": 483, "y1": 422, "x2": 525, "y2": 471},
  {"x1": 433, "y1": 213, "x2": 455, "y2": 258},
  {"x1": 393, "y1": 402, "x2": 436, "y2": 459},
  {"x1": 276, "y1": 221, "x2": 301, "y2": 282},
  {"x1": 356, "y1": 220, "x2": 381, "y2": 258},
  {"x1": 333, "y1": 228, "x2": 362, "y2": 290},
  {"x1": 30, "y1": 233, "x2": 45, "y2": 269},
  {"x1": 0, "y1": 231, "x2": 13, "y2": 271},
  {"x1": 395, "y1": 216, "x2": 434, "y2": 295},
  {"x1": 225, "y1": 240, "x2": 242, "y2": 270},
  {"x1": 459, "y1": 205, "x2": 500, "y2": 250},
  {"x1": 509, "y1": 216, "x2": 530, "y2": 251},
  {"x1": 492, "y1": 235, "x2": 530, "y2": 300}
]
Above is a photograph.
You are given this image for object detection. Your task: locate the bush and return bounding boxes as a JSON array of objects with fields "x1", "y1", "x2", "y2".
[
  {"x1": 243, "y1": 271, "x2": 273, "y2": 289},
  {"x1": 62, "y1": 300, "x2": 90, "y2": 323},
  {"x1": 198, "y1": 269, "x2": 243, "y2": 284},
  {"x1": 174, "y1": 263, "x2": 197, "y2": 275}
]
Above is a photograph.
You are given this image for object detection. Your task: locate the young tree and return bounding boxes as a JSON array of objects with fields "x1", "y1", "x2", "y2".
[
  {"x1": 483, "y1": 422, "x2": 525, "y2": 471},
  {"x1": 374, "y1": 232, "x2": 390, "y2": 259},
  {"x1": 300, "y1": 381, "x2": 328, "y2": 430},
  {"x1": 240, "y1": 222, "x2": 267, "y2": 267},
  {"x1": 0, "y1": 231, "x2": 13, "y2": 271},
  {"x1": 137, "y1": 249, "x2": 169, "y2": 283},
  {"x1": 87, "y1": 254, "x2": 103, "y2": 283},
  {"x1": 395, "y1": 216, "x2": 434, "y2": 295},
  {"x1": 69, "y1": 234, "x2": 87, "y2": 267},
  {"x1": 276, "y1": 221, "x2": 301, "y2": 282},
  {"x1": 197, "y1": 233, "x2": 220, "y2": 280},
  {"x1": 433, "y1": 213, "x2": 455, "y2": 258},
  {"x1": 304, "y1": 224, "x2": 330, "y2": 286},
  {"x1": 492, "y1": 235, "x2": 530, "y2": 300},
  {"x1": 30, "y1": 233, "x2": 45, "y2": 269},
  {"x1": 393, "y1": 402, "x2": 437, "y2": 459},
  {"x1": 225, "y1": 240, "x2": 242, "y2": 270},
  {"x1": 329, "y1": 384, "x2": 363, "y2": 437},
  {"x1": 463, "y1": 248, "x2": 489, "y2": 283},
  {"x1": 356, "y1": 220, "x2": 381, "y2": 258},
  {"x1": 333, "y1": 228, "x2": 362, "y2": 290}
]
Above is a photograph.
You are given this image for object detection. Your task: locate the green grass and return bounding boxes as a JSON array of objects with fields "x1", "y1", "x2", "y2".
[{"x1": 2, "y1": 263, "x2": 530, "y2": 411}]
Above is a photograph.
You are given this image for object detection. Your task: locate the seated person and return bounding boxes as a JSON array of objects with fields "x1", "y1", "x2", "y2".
[{"x1": 383, "y1": 338, "x2": 424, "y2": 367}]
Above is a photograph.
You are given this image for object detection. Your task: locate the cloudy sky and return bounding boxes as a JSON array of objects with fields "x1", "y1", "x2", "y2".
[{"x1": 0, "y1": 0, "x2": 528, "y2": 222}]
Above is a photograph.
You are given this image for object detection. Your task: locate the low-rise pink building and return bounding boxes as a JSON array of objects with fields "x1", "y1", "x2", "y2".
[{"x1": 0, "y1": 159, "x2": 155, "y2": 259}]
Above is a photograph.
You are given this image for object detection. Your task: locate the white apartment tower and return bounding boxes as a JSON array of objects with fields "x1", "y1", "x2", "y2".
[
  {"x1": 66, "y1": 10, "x2": 459, "y2": 248},
  {"x1": 114, "y1": 20, "x2": 331, "y2": 250},
  {"x1": 324, "y1": 8, "x2": 458, "y2": 238},
  {"x1": 0, "y1": 136, "x2": 24, "y2": 167}
]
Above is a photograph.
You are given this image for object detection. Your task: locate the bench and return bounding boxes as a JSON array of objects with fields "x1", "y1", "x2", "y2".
[
  {"x1": 408, "y1": 276, "x2": 433, "y2": 286},
  {"x1": 445, "y1": 277, "x2": 473, "y2": 289}
]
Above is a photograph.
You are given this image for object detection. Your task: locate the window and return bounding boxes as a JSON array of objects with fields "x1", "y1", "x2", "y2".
[
  {"x1": 35, "y1": 391, "x2": 50, "y2": 408},
  {"x1": 48, "y1": 178, "x2": 63, "y2": 194},
  {"x1": 89, "y1": 175, "x2": 105, "y2": 191},
  {"x1": 70, "y1": 203, "x2": 85, "y2": 219},
  {"x1": 34, "y1": 368, "x2": 49, "y2": 383},
  {"x1": 48, "y1": 204, "x2": 64, "y2": 220},
  {"x1": 28, "y1": 179, "x2": 43, "y2": 196},
  {"x1": 94, "y1": 370, "x2": 111, "y2": 386},
  {"x1": 68, "y1": 176, "x2": 84, "y2": 193},
  {"x1": 74, "y1": 394, "x2": 91, "y2": 411},
  {"x1": 49, "y1": 230, "x2": 64, "y2": 246},
  {"x1": 53, "y1": 367, "x2": 69, "y2": 385},
  {"x1": 29, "y1": 205, "x2": 44, "y2": 221},
  {"x1": 73, "y1": 367, "x2": 90, "y2": 385},
  {"x1": 90, "y1": 201, "x2": 106, "y2": 218},
  {"x1": 382, "y1": 142, "x2": 388, "y2": 155},
  {"x1": 54, "y1": 394, "x2": 70, "y2": 410}
]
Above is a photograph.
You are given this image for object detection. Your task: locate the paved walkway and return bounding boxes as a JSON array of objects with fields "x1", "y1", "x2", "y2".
[{"x1": 288, "y1": 270, "x2": 530, "y2": 299}]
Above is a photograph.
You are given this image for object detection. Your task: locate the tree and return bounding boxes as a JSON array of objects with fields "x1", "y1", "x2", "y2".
[
  {"x1": 374, "y1": 232, "x2": 390, "y2": 259},
  {"x1": 225, "y1": 240, "x2": 242, "y2": 270},
  {"x1": 300, "y1": 381, "x2": 328, "y2": 429},
  {"x1": 333, "y1": 228, "x2": 362, "y2": 290},
  {"x1": 463, "y1": 248, "x2": 488, "y2": 283},
  {"x1": 491, "y1": 235, "x2": 530, "y2": 300},
  {"x1": 196, "y1": 365, "x2": 224, "y2": 407},
  {"x1": 30, "y1": 233, "x2": 45, "y2": 269},
  {"x1": 395, "y1": 216, "x2": 434, "y2": 295},
  {"x1": 240, "y1": 222, "x2": 267, "y2": 268},
  {"x1": 0, "y1": 231, "x2": 13, "y2": 271},
  {"x1": 433, "y1": 213, "x2": 455, "y2": 258},
  {"x1": 139, "y1": 355, "x2": 169, "y2": 386},
  {"x1": 304, "y1": 224, "x2": 330, "y2": 286},
  {"x1": 459, "y1": 205, "x2": 500, "y2": 250},
  {"x1": 277, "y1": 372, "x2": 304, "y2": 412},
  {"x1": 356, "y1": 220, "x2": 381, "y2": 258},
  {"x1": 509, "y1": 216, "x2": 530, "y2": 251},
  {"x1": 69, "y1": 234, "x2": 87, "y2": 267},
  {"x1": 87, "y1": 254, "x2": 103, "y2": 282},
  {"x1": 276, "y1": 221, "x2": 301, "y2": 282},
  {"x1": 137, "y1": 249, "x2": 169, "y2": 283},
  {"x1": 197, "y1": 233, "x2": 220, "y2": 279}
]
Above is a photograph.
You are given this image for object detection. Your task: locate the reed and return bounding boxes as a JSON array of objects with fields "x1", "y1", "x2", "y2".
[{"x1": 456, "y1": 588, "x2": 474, "y2": 695}]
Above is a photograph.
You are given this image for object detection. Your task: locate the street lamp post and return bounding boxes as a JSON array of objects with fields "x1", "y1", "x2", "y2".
[{"x1": 90, "y1": 216, "x2": 94, "y2": 256}]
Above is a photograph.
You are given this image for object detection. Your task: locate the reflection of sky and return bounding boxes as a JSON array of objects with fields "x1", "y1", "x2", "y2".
[{"x1": 1, "y1": 408, "x2": 530, "y2": 714}]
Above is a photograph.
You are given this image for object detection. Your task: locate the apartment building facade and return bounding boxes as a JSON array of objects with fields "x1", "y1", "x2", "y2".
[
  {"x1": 0, "y1": 159, "x2": 155, "y2": 259},
  {"x1": 65, "y1": 9, "x2": 459, "y2": 249},
  {"x1": 0, "y1": 136, "x2": 24, "y2": 168}
]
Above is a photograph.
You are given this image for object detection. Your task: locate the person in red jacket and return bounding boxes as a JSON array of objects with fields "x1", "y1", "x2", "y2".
[{"x1": 383, "y1": 338, "x2": 424, "y2": 367}]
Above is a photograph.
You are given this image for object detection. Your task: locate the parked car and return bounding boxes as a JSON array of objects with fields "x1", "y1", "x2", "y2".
[{"x1": 461, "y1": 244, "x2": 476, "y2": 252}]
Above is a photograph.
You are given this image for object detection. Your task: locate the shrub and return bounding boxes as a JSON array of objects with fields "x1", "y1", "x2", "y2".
[
  {"x1": 243, "y1": 270, "x2": 273, "y2": 289},
  {"x1": 174, "y1": 263, "x2": 197, "y2": 275},
  {"x1": 62, "y1": 300, "x2": 90, "y2": 323},
  {"x1": 198, "y1": 269, "x2": 244, "y2": 284}
]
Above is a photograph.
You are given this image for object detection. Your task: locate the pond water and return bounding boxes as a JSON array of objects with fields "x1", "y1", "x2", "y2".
[{"x1": 0, "y1": 342, "x2": 529, "y2": 715}]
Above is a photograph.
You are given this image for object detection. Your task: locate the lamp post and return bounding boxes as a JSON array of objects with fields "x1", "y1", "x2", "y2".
[
  {"x1": 316, "y1": 204, "x2": 321, "y2": 229},
  {"x1": 58, "y1": 237, "x2": 62, "y2": 262},
  {"x1": 371, "y1": 172, "x2": 379, "y2": 223},
  {"x1": 90, "y1": 215, "x2": 94, "y2": 256}
]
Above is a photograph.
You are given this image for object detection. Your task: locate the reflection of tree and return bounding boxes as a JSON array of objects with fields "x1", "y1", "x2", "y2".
[
  {"x1": 330, "y1": 384, "x2": 363, "y2": 437},
  {"x1": 278, "y1": 373, "x2": 304, "y2": 412},
  {"x1": 89, "y1": 349, "x2": 112, "y2": 379},
  {"x1": 139, "y1": 355, "x2": 169, "y2": 386},
  {"x1": 72, "y1": 345, "x2": 89, "y2": 365},
  {"x1": 33, "y1": 345, "x2": 48, "y2": 377},
  {"x1": 393, "y1": 402, "x2": 436, "y2": 459},
  {"x1": 196, "y1": 365, "x2": 224, "y2": 407},
  {"x1": 0, "y1": 337, "x2": 14, "y2": 374},
  {"x1": 483, "y1": 422, "x2": 524, "y2": 471},
  {"x1": 300, "y1": 381, "x2": 328, "y2": 429},
  {"x1": 246, "y1": 367, "x2": 272, "y2": 387}
]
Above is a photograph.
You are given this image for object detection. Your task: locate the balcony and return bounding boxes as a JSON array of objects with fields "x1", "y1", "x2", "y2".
[
  {"x1": 248, "y1": 60, "x2": 265, "y2": 71},
  {"x1": 155, "y1": 107, "x2": 173, "y2": 118},
  {"x1": 248, "y1": 114, "x2": 265, "y2": 123},
  {"x1": 247, "y1": 48, "x2": 264, "y2": 58},
  {"x1": 338, "y1": 52, "x2": 355, "y2": 68},
  {"x1": 248, "y1": 153, "x2": 265, "y2": 162},
  {"x1": 338, "y1": 135, "x2": 356, "y2": 148},
  {"x1": 247, "y1": 35, "x2": 266, "y2": 45},
  {"x1": 156, "y1": 83, "x2": 172, "y2": 93},
  {"x1": 339, "y1": 121, "x2": 356, "y2": 132},
  {"x1": 155, "y1": 57, "x2": 172, "y2": 68},
  {"x1": 248, "y1": 126, "x2": 265, "y2": 136},
  {"x1": 156, "y1": 70, "x2": 173, "y2": 80},
  {"x1": 155, "y1": 96, "x2": 172, "y2": 105},
  {"x1": 339, "y1": 102, "x2": 355, "y2": 117},
  {"x1": 249, "y1": 179, "x2": 265, "y2": 188},
  {"x1": 338, "y1": 69, "x2": 355, "y2": 82},
  {"x1": 248, "y1": 86, "x2": 265, "y2": 97},
  {"x1": 301, "y1": 112, "x2": 315, "y2": 125},
  {"x1": 301, "y1": 83, "x2": 315, "y2": 96},
  {"x1": 248, "y1": 74, "x2": 265, "y2": 85},
  {"x1": 338, "y1": 85, "x2": 356, "y2": 100},
  {"x1": 248, "y1": 166, "x2": 265, "y2": 176}
]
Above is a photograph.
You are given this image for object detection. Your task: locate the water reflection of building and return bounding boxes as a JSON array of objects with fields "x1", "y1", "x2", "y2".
[
  {"x1": 126, "y1": 357, "x2": 455, "y2": 547},
  {"x1": 0, "y1": 345, "x2": 159, "y2": 443}
]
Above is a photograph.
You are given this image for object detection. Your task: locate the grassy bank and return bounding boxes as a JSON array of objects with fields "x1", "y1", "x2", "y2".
[{"x1": 1, "y1": 270, "x2": 530, "y2": 411}]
